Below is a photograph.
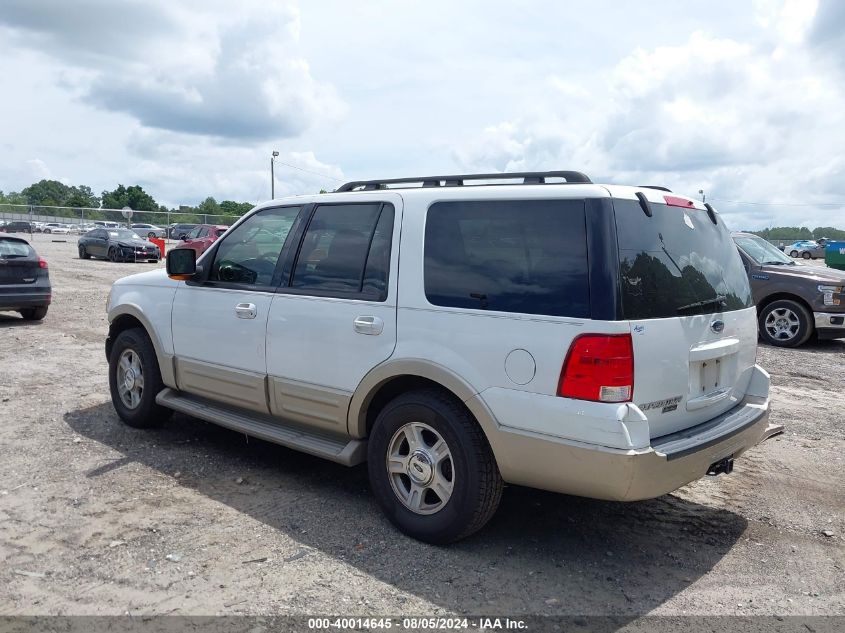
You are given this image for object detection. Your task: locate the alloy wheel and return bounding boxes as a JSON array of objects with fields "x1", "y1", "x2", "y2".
[
  {"x1": 116, "y1": 348, "x2": 144, "y2": 409},
  {"x1": 386, "y1": 421, "x2": 455, "y2": 515},
  {"x1": 764, "y1": 307, "x2": 800, "y2": 341}
]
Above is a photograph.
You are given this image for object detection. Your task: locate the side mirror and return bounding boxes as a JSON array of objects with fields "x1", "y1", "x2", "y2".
[
  {"x1": 181, "y1": 235, "x2": 188, "y2": 241},
  {"x1": 166, "y1": 248, "x2": 197, "y2": 280}
]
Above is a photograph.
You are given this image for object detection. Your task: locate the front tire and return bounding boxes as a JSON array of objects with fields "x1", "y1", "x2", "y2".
[
  {"x1": 759, "y1": 299, "x2": 813, "y2": 347},
  {"x1": 78, "y1": 245, "x2": 90, "y2": 259},
  {"x1": 367, "y1": 389, "x2": 503, "y2": 544},
  {"x1": 790, "y1": 250, "x2": 799, "y2": 257},
  {"x1": 108, "y1": 328, "x2": 171, "y2": 428},
  {"x1": 20, "y1": 306, "x2": 48, "y2": 321},
  {"x1": 108, "y1": 247, "x2": 119, "y2": 262}
]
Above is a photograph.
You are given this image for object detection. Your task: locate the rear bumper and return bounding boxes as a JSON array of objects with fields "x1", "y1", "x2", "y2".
[
  {"x1": 814, "y1": 312, "x2": 845, "y2": 339},
  {"x1": 482, "y1": 366, "x2": 771, "y2": 501},
  {"x1": 0, "y1": 289, "x2": 51, "y2": 310}
]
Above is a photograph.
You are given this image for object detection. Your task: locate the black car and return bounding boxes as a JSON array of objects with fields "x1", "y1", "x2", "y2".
[
  {"x1": 1, "y1": 221, "x2": 36, "y2": 234},
  {"x1": 167, "y1": 223, "x2": 198, "y2": 239},
  {"x1": 78, "y1": 228, "x2": 160, "y2": 262},
  {"x1": 0, "y1": 236, "x2": 51, "y2": 320}
]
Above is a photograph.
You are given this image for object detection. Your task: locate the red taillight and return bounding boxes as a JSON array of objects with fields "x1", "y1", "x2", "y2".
[
  {"x1": 558, "y1": 334, "x2": 634, "y2": 403},
  {"x1": 663, "y1": 195, "x2": 695, "y2": 208},
  {"x1": 38, "y1": 257, "x2": 48, "y2": 269}
]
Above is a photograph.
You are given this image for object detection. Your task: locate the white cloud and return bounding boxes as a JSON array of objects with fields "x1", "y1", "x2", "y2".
[
  {"x1": 453, "y1": 3, "x2": 845, "y2": 230},
  {"x1": 0, "y1": 0, "x2": 344, "y2": 140},
  {"x1": 0, "y1": 0, "x2": 842, "y2": 230}
]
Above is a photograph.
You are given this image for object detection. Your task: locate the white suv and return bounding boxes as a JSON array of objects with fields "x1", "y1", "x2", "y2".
[{"x1": 106, "y1": 171, "x2": 771, "y2": 543}]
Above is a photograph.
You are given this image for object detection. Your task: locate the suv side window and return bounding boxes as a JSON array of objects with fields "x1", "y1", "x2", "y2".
[
  {"x1": 290, "y1": 202, "x2": 394, "y2": 300},
  {"x1": 209, "y1": 206, "x2": 302, "y2": 287},
  {"x1": 424, "y1": 199, "x2": 590, "y2": 318}
]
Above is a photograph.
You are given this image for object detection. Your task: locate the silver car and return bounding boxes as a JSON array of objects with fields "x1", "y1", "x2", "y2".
[
  {"x1": 130, "y1": 223, "x2": 167, "y2": 238},
  {"x1": 787, "y1": 240, "x2": 825, "y2": 259}
]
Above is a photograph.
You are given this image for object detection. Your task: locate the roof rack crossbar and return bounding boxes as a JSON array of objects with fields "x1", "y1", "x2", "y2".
[{"x1": 336, "y1": 170, "x2": 591, "y2": 192}]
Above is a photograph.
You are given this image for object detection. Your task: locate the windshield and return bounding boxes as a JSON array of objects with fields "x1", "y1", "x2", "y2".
[
  {"x1": 734, "y1": 234, "x2": 794, "y2": 265},
  {"x1": 109, "y1": 229, "x2": 141, "y2": 239},
  {"x1": 614, "y1": 199, "x2": 753, "y2": 319}
]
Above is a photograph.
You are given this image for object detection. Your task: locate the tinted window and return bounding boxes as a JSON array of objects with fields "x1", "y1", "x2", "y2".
[
  {"x1": 0, "y1": 239, "x2": 32, "y2": 257},
  {"x1": 424, "y1": 200, "x2": 590, "y2": 317},
  {"x1": 291, "y1": 203, "x2": 393, "y2": 299},
  {"x1": 614, "y1": 199, "x2": 753, "y2": 319},
  {"x1": 198, "y1": 227, "x2": 210, "y2": 237},
  {"x1": 210, "y1": 206, "x2": 301, "y2": 286}
]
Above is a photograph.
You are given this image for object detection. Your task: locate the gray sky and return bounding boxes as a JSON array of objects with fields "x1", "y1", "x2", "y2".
[{"x1": 1, "y1": 0, "x2": 843, "y2": 229}]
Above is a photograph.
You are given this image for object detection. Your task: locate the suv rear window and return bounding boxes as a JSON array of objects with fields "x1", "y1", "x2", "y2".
[
  {"x1": 424, "y1": 199, "x2": 590, "y2": 318},
  {"x1": 614, "y1": 199, "x2": 753, "y2": 319}
]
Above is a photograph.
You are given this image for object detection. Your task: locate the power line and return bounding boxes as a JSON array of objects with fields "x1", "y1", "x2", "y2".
[
  {"x1": 709, "y1": 197, "x2": 844, "y2": 207},
  {"x1": 273, "y1": 160, "x2": 344, "y2": 183}
]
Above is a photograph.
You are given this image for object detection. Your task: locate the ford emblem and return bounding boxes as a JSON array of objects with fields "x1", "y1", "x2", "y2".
[{"x1": 711, "y1": 320, "x2": 725, "y2": 333}]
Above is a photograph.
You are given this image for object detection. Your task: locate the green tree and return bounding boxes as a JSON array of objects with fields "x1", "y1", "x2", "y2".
[
  {"x1": 101, "y1": 184, "x2": 160, "y2": 212},
  {"x1": 65, "y1": 185, "x2": 100, "y2": 208},
  {"x1": 219, "y1": 200, "x2": 253, "y2": 216},
  {"x1": 0, "y1": 190, "x2": 27, "y2": 205},
  {"x1": 21, "y1": 179, "x2": 72, "y2": 207},
  {"x1": 197, "y1": 196, "x2": 221, "y2": 215}
]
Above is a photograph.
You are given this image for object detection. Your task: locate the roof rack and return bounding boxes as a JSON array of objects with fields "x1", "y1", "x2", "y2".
[{"x1": 336, "y1": 170, "x2": 592, "y2": 192}]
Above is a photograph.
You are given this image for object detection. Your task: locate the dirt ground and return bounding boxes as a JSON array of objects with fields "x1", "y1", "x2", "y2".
[{"x1": 1, "y1": 236, "x2": 843, "y2": 618}]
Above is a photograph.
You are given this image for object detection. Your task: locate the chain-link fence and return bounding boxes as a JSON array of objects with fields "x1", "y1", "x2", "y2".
[{"x1": 0, "y1": 203, "x2": 243, "y2": 236}]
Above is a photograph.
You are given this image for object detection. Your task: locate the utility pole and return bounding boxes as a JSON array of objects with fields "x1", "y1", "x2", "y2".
[{"x1": 271, "y1": 150, "x2": 279, "y2": 199}]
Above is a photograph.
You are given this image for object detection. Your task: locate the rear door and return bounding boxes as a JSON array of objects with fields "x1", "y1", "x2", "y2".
[
  {"x1": 612, "y1": 194, "x2": 757, "y2": 438},
  {"x1": 265, "y1": 196, "x2": 401, "y2": 434}
]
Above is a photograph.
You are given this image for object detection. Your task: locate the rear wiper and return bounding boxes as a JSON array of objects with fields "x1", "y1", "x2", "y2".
[{"x1": 676, "y1": 295, "x2": 727, "y2": 314}]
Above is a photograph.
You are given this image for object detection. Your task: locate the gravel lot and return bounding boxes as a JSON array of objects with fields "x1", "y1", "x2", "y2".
[{"x1": 1, "y1": 236, "x2": 843, "y2": 618}]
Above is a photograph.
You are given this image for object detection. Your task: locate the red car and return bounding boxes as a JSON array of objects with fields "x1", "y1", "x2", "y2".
[{"x1": 170, "y1": 224, "x2": 228, "y2": 256}]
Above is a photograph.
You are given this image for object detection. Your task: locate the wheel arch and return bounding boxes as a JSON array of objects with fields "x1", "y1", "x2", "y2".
[
  {"x1": 757, "y1": 292, "x2": 814, "y2": 320},
  {"x1": 107, "y1": 305, "x2": 176, "y2": 387},
  {"x1": 348, "y1": 360, "x2": 500, "y2": 443}
]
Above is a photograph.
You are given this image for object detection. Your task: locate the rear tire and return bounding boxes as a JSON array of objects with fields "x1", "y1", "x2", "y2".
[
  {"x1": 148, "y1": 232, "x2": 156, "y2": 238},
  {"x1": 367, "y1": 389, "x2": 503, "y2": 544},
  {"x1": 108, "y1": 327, "x2": 172, "y2": 428},
  {"x1": 759, "y1": 299, "x2": 813, "y2": 348},
  {"x1": 20, "y1": 306, "x2": 48, "y2": 321},
  {"x1": 802, "y1": 251, "x2": 811, "y2": 259}
]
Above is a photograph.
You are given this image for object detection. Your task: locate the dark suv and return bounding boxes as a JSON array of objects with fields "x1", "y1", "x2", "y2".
[
  {"x1": 733, "y1": 232, "x2": 845, "y2": 346},
  {"x1": 1, "y1": 221, "x2": 36, "y2": 234}
]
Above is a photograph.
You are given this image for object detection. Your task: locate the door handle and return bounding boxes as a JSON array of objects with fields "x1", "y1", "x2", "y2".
[
  {"x1": 353, "y1": 315, "x2": 384, "y2": 335},
  {"x1": 235, "y1": 302, "x2": 257, "y2": 319}
]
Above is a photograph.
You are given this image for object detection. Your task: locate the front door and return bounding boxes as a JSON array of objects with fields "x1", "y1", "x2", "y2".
[
  {"x1": 171, "y1": 205, "x2": 304, "y2": 413},
  {"x1": 266, "y1": 197, "x2": 401, "y2": 434},
  {"x1": 90, "y1": 229, "x2": 109, "y2": 257}
]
